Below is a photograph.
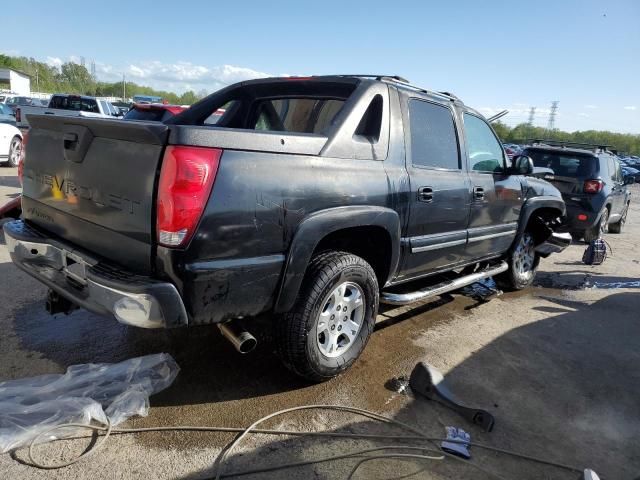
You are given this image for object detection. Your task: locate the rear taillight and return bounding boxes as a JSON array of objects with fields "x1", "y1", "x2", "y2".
[
  {"x1": 156, "y1": 146, "x2": 222, "y2": 247},
  {"x1": 15, "y1": 108, "x2": 21, "y2": 123},
  {"x1": 583, "y1": 179, "x2": 604, "y2": 194}
]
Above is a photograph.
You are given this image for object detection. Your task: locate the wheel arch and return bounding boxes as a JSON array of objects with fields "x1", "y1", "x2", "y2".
[
  {"x1": 516, "y1": 196, "x2": 565, "y2": 245},
  {"x1": 274, "y1": 206, "x2": 401, "y2": 313}
]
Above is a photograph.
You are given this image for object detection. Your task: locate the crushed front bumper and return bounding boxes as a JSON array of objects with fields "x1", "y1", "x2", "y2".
[
  {"x1": 3, "y1": 220, "x2": 188, "y2": 329},
  {"x1": 534, "y1": 231, "x2": 572, "y2": 257}
]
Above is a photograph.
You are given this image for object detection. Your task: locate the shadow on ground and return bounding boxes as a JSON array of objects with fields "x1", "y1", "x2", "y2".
[{"x1": 175, "y1": 292, "x2": 640, "y2": 480}]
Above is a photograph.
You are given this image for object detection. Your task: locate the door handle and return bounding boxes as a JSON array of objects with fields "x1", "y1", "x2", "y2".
[
  {"x1": 473, "y1": 186, "x2": 485, "y2": 200},
  {"x1": 418, "y1": 186, "x2": 433, "y2": 203}
]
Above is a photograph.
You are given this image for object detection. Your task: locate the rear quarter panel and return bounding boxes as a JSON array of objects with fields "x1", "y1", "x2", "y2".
[{"x1": 177, "y1": 150, "x2": 393, "y2": 324}]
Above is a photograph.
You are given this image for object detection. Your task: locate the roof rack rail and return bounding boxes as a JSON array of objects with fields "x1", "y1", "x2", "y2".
[
  {"x1": 319, "y1": 74, "x2": 460, "y2": 103},
  {"x1": 528, "y1": 139, "x2": 614, "y2": 152},
  {"x1": 326, "y1": 74, "x2": 411, "y2": 83}
]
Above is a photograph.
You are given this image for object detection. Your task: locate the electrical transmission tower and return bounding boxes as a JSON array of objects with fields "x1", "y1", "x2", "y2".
[
  {"x1": 546, "y1": 101, "x2": 559, "y2": 137},
  {"x1": 526, "y1": 107, "x2": 536, "y2": 139},
  {"x1": 80, "y1": 56, "x2": 86, "y2": 67},
  {"x1": 527, "y1": 107, "x2": 536, "y2": 127},
  {"x1": 91, "y1": 60, "x2": 96, "y2": 80}
]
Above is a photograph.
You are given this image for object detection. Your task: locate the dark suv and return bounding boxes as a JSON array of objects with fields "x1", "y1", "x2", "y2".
[{"x1": 522, "y1": 141, "x2": 633, "y2": 242}]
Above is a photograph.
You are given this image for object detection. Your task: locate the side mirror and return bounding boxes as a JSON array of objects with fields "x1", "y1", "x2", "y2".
[
  {"x1": 511, "y1": 155, "x2": 534, "y2": 175},
  {"x1": 624, "y1": 175, "x2": 635, "y2": 185}
]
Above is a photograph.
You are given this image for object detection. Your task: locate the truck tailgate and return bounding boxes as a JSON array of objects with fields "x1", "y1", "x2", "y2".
[{"x1": 21, "y1": 115, "x2": 168, "y2": 273}]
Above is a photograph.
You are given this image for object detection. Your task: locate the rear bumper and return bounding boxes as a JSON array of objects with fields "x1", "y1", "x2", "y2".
[
  {"x1": 3, "y1": 220, "x2": 187, "y2": 329},
  {"x1": 563, "y1": 202, "x2": 601, "y2": 232}
]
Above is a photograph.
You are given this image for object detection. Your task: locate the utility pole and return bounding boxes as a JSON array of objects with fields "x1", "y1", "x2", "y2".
[
  {"x1": 122, "y1": 73, "x2": 126, "y2": 101},
  {"x1": 546, "y1": 101, "x2": 559, "y2": 138}
]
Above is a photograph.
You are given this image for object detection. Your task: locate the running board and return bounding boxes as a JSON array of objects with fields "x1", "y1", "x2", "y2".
[{"x1": 381, "y1": 261, "x2": 509, "y2": 306}]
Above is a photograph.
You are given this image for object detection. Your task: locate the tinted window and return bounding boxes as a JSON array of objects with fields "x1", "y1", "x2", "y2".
[
  {"x1": 124, "y1": 108, "x2": 172, "y2": 122},
  {"x1": 409, "y1": 99, "x2": 459, "y2": 169},
  {"x1": 464, "y1": 113, "x2": 505, "y2": 173},
  {"x1": 49, "y1": 96, "x2": 99, "y2": 113},
  {"x1": 527, "y1": 150, "x2": 597, "y2": 177},
  {"x1": 253, "y1": 98, "x2": 344, "y2": 134}
]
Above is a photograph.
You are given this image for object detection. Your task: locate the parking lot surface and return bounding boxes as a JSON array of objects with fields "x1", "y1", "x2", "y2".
[{"x1": 1, "y1": 169, "x2": 639, "y2": 479}]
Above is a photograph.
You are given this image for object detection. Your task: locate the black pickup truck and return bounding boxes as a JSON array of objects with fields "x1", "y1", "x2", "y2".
[{"x1": 4, "y1": 75, "x2": 570, "y2": 381}]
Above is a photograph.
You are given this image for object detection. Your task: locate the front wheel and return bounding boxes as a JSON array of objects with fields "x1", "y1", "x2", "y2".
[
  {"x1": 7, "y1": 136, "x2": 22, "y2": 167},
  {"x1": 276, "y1": 251, "x2": 379, "y2": 382},
  {"x1": 496, "y1": 232, "x2": 540, "y2": 291}
]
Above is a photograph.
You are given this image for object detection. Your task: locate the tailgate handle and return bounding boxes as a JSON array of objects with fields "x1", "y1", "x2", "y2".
[{"x1": 63, "y1": 133, "x2": 79, "y2": 150}]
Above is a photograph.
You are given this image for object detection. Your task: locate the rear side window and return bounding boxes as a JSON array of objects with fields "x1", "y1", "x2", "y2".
[
  {"x1": 463, "y1": 113, "x2": 505, "y2": 173},
  {"x1": 252, "y1": 98, "x2": 344, "y2": 134},
  {"x1": 49, "y1": 96, "x2": 99, "y2": 113},
  {"x1": 527, "y1": 151, "x2": 596, "y2": 177},
  {"x1": 409, "y1": 99, "x2": 460, "y2": 169}
]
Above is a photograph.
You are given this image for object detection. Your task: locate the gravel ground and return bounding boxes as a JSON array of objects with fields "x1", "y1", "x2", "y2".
[{"x1": 1, "y1": 167, "x2": 639, "y2": 479}]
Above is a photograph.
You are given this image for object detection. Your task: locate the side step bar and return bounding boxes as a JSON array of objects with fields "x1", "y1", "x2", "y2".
[{"x1": 381, "y1": 261, "x2": 509, "y2": 306}]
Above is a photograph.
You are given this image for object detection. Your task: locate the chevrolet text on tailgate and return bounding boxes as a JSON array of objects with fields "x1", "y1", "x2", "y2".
[{"x1": 4, "y1": 75, "x2": 570, "y2": 381}]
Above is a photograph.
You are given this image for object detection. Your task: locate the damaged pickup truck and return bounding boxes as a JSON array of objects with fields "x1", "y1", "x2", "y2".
[{"x1": 4, "y1": 75, "x2": 570, "y2": 381}]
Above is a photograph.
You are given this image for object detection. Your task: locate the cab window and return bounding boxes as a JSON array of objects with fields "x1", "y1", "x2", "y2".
[
  {"x1": 464, "y1": 113, "x2": 506, "y2": 173},
  {"x1": 409, "y1": 99, "x2": 460, "y2": 170}
]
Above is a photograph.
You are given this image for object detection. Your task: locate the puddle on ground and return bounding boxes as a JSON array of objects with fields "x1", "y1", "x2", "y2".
[{"x1": 593, "y1": 280, "x2": 640, "y2": 289}]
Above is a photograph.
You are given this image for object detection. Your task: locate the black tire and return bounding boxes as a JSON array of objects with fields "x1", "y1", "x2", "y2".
[
  {"x1": 495, "y1": 231, "x2": 540, "y2": 291},
  {"x1": 7, "y1": 136, "x2": 22, "y2": 168},
  {"x1": 608, "y1": 203, "x2": 628, "y2": 234},
  {"x1": 584, "y1": 207, "x2": 609, "y2": 243},
  {"x1": 570, "y1": 232, "x2": 583, "y2": 242},
  {"x1": 276, "y1": 251, "x2": 379, "y2": 382}
]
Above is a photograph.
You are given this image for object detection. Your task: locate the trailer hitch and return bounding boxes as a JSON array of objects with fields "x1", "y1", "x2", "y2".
[{"x1": 409, "y1": 362, "x2": 495, "y2": 432}]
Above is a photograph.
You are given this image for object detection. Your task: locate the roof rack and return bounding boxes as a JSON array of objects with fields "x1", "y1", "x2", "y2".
[
  {"x1": 528, "y1": 139, "x2": 614, "y2": 152},
  {"x1": 324, "y1": 75, "x2": 460, "y2": 102}
]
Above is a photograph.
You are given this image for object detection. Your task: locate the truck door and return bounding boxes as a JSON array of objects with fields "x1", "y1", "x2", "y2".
[
  {"x1": 608, "y1": 156, "x2": 624, "y2": 218},
  {"x1": 462, "y1": 112, "x2": 522, "y2": 259},
  {"x1": 398, "y1": 97, "x2": 471, "y2": 281}
]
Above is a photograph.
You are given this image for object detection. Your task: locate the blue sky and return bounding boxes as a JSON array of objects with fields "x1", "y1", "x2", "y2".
[{"x1": 2, "y1": 0, "x2": 639, "y2": 133}]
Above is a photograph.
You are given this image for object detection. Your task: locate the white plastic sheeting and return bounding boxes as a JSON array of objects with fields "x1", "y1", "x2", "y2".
[{"x1": 0, "y1": 353, "x2": 179, "y2": 452}]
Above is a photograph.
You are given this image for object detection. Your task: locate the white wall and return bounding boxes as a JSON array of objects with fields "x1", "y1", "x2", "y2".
[{"x1": 9, "y1": 71, "x2": 30, "y2": 95}]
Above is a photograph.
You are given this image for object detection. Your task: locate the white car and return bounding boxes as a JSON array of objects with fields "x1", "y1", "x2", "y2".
[{"x1": 0, "y1": 123, "x2": 22, "y2": 167}]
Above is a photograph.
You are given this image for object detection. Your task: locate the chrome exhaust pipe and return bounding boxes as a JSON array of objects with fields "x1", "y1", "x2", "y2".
[{"x1": 217, "y1": 320, "x2": 257, "y2": 354}]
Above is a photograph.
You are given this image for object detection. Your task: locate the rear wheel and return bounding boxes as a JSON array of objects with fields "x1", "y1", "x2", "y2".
[
  {"x1": 276, "y1": 251, "x2": 378, "y2": 382},
  {"x1": 609, "y1": 203, "x2": 628, "y2": 234},
  {"x1": 7, "y1": 136, "x2": 22, "y2": 167},
  {"x1": 584, "y1": 207, "x2": 608, "y2": 243},
  {"x1": 496, "y1": 232, "x2": 539, "y2": 291}
]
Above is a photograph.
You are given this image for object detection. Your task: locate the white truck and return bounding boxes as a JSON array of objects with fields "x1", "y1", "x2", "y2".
[{"x1": 15, "y1": 94, "x2": 121, "y2": 129}]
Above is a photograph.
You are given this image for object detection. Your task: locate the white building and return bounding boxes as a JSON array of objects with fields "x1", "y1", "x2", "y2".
[{"x1": 0, "y1": 68, "x2": 31, "y2": 95}]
